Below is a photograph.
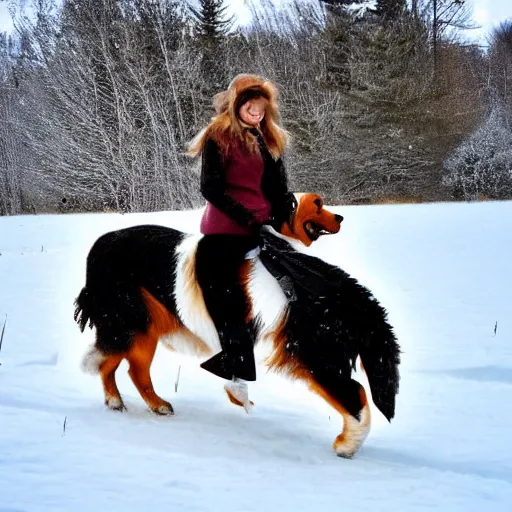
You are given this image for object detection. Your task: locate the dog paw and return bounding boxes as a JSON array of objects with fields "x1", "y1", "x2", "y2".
[
  {"x1": 152, "y1": 403, "x2": 174, "y2": 416},
  {"x1": 105, "y1": 396, "x2": 126, "y2": 411},
  {"x1": 224, "y1": 386, "x2": 254, "y2": 411},
  {"x1": 334, "y1": 445, "x2": 357, "y2": 459},
  {"x1": 333, "y1": 429, "x2": 368, "y2": 459}
]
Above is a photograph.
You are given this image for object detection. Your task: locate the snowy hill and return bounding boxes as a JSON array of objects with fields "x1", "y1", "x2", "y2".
[{"x1": 1, "y1": 200, "x2": 512, "y2": 511}]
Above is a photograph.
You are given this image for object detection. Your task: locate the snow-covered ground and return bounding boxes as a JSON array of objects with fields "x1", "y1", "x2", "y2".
[{"x1": 1, "y1": 199, "x2": 512, "y2": 511}]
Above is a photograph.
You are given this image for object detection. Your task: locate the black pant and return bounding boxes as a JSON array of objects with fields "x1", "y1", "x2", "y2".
[{"x1": 195, "y1": 234, "x2": 260, "y2": 381}]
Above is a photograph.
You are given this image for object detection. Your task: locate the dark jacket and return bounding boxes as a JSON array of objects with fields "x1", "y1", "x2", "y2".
[{"x1": 199, "y1": 129, "x2": 295, "y2": 236}]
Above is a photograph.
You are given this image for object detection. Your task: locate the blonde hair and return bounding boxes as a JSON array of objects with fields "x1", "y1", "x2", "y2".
[{"x1": 187, "y1": 74, "x2": 289, "y2": 160}]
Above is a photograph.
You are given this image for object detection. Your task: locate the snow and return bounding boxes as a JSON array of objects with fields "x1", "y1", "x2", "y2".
[
  {"x1": 1, "y1": 199, "x2": 512, "y2": 511},
  {"x1": 344, "y1": 1, "x2": 377, "y2": 18}
]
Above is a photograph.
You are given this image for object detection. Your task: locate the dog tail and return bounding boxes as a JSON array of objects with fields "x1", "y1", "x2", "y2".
[
  {"x1": 74, "y1": 287, "x2": 91, "y2": 332},
  {"x1": 358, "y1": 317, "x2": 401, "y2": 422},
  {"x1": 73, "y1": 233, "x2": 149, "y2": 354}
]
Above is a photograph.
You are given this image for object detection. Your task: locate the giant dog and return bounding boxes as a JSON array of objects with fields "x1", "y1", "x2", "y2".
[{"x1": 74, "y1": 193, "x2": 400, "y2": 458}]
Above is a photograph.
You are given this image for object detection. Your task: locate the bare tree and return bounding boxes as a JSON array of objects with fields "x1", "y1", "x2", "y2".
[
  {"x1": 0, "y1": 33, "x2": 25, "y2": 215},
  {"x1": 489, "y1": 20, "x2": 512, "y2": 110},
  {"x1": 13, "y1": 0, "x2": 204, "y2": 213},
  {"x1": 419, "y1": 0, "x2": 477, "y2": 78},
  {"x1": 0, "y1": 0, "x2": 500, "y2": 214}
]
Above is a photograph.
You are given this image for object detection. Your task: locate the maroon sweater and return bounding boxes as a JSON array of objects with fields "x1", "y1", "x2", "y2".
[{"x1": 199, "y1": 135, "x2": 274, "y2": 236}]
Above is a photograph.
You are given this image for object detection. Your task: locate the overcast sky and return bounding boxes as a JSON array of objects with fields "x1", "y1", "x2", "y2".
[
  {"x1": 469, "y1": 0, "x2": 511, "y2": 44},
  {"x1": 0, "y1": 0, "x2": 510, "y2": 45}
]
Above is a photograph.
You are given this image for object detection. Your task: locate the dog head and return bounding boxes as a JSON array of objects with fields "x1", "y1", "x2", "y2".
[{"x1": 280, "y1": 193, "x2": 343, "y2": 247}]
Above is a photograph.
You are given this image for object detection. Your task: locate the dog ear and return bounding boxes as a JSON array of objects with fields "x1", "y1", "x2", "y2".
[{"x1": 313, "y1": 196, "x2": 323, "y2": 209}]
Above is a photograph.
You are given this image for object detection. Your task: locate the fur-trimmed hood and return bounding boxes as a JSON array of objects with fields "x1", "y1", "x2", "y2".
[
  {"x1": 187, "y1": 73, "x2": 289, "y2": 160},
  {"x1": 212, "y1": 74, "x2": 279, "y2": 117}
]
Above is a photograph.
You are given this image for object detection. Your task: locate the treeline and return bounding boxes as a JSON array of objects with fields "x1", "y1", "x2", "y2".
[{"x1": 0, "y1": 0, "x2": 511, "y2": 216}]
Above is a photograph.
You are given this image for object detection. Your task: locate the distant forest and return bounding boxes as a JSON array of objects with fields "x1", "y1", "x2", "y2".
[{"x1": 1, "y1": 0, "x2": 511, "y2": 215}]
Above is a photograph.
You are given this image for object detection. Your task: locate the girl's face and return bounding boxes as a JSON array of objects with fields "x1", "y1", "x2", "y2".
[{"x1": 238, "y1": 97, "x2": 268, "y2": 127}]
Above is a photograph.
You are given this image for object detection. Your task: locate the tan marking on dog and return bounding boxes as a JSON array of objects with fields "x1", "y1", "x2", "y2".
[
  {"x1": 125, "y1": 329, "x2": 174, "y2": 415},
  {"x1": 141, "y1": 287, "x2": 211, "y2": 357},
  {"x1": 123, "y1": 288, "x2": 212, "y2": 415},
  {"x1": 99, "y1": 354, "x2": 125, "y2": 410},
  {"x1": 239, "y1": 259, "x2": 254, "y2": 323},
  {"x1": 264, "y1": 311, "x2": 309, "y2": 380}
]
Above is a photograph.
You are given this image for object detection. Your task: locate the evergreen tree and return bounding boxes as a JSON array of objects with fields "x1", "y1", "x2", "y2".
[
  {"x1": 188, "y1": 0, "x2": 234, "y2": 98},
  {"x1": 188, "y1": 0, "x2": 234, "y2": 44},
  {"x1": 375, "y1": 0, "x2": 406, "y2": 20}
]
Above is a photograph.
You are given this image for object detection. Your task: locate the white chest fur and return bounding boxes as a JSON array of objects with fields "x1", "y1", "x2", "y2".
[{"x1": 170, "y1": 235, "x2": 289, "y2": 360}]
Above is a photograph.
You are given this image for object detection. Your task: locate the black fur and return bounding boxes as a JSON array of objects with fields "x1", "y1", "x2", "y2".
[
  {"x1": 259, "y1": 229, "x2": 401, "y2": 421},
  {"x1": 74, "y1": 222, "x2": 400, "y2": 423},
  {"x1": 74, "y1": 225, "x2": 185, "y2": 354}
]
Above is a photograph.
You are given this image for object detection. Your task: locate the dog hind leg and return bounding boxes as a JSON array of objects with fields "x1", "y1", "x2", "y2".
[
  {"x1": 125, "y1": 331, "x2": 174, "y2": 415},
  {"x1": 99, "y1": 354, "x2": 125, "y2": 411},
  {"x1": 309, "y1": 378, "x2": 371, "y2": 458}
]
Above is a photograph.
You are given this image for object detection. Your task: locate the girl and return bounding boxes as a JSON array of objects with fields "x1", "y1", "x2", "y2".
[{"x1": 187, "y1": 74, "x2": 296, "y2": 409}]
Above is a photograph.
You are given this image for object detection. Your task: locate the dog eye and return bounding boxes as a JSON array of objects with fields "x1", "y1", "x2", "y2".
[{"x1": 314, "y1": 198, "x2": 323, "y2": 209}]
